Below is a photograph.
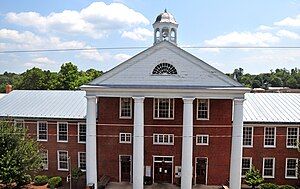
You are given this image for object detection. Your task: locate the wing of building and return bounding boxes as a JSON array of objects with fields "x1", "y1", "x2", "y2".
[{"x1": 0, "y1": 10, "x2": 299, "y2": 189}]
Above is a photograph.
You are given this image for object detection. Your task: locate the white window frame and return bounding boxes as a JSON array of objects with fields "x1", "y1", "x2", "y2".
[
  {"x1": 37, "y1": 121, "x2": 48, "y2": 141},
  {"x1": 196, "y1": 134, "x2": 209, "y2": 145},
  {"x1": 241, "y1": 157, "x2": 252, "y2": 178},
  {"x1": 119, "y1": 133, "x2": 132, "y2": 144},
  {"x1": 285, "y1": 158, "x2": 298, "y2": 179},
  {"x1": 14, "y1": 119, "x2": 25, "y2": 128},
  {"x1": 41, "y1": 150, "x2": 48, "y2": 170},
  {"x1": 153, "y1": 98, "x2": 174, "y2": 120},
  {"x1": 57, "y1": 122, "x2": 68, "y2": 142},
  {"x1": 119, "y1": 97, "x2": 132, "y2": 119},
  {"x1": 78, "y1": 123, "x2": 86, "y2": 144},
  {"x1": 263, "y1": 157, "x2": 275, "y2": 178},
  {"x1": 196, "y1": 99, "x2": 210, "y2": 120},
  {"x1": 57, "y1": 150, "x2": 69, "y2": 171},
  {"x1": 286, "y1": 127, "x2": 299, "y2": 148},
  {"x1": 153, "y1": 134, "x2": 174, "y2": 145},
  {"x1": 264, "y1": 127, "x2": 276, "y2": 148},
  {"x1": 243, "y1": 126, "x2": 253, "y2": 148},
  {"x1": 78, "y1": 152, "x2": 86, "y2": 171}
]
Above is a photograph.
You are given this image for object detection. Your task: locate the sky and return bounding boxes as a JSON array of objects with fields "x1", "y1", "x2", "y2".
[{"x1": 0, "y1": 0, "x2": 300, "y2": 74}]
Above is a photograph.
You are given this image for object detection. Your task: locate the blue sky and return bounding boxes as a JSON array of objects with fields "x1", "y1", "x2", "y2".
[{"x1": 0, "y1": 0, "x2": 300, "y2": 74}]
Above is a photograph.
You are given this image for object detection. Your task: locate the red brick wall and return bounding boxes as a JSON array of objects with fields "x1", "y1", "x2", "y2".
[{"x1": 243, "y1": 126, "x2": 299, "y2": 186}]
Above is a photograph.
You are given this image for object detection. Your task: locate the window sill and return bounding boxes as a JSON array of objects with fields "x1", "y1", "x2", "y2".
[
  {"x1": 58, "y1": 169, "x2": 69, "y2": 172},
  {"x1": 153, "y1": 143, "x2": 174, "y2": 145},
  {"x1": 285, "y1": 176, "x2": 298, "y2": 179}
]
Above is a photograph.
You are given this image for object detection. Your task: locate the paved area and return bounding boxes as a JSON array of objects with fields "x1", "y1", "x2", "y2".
[{"x1": 106, "y1": 182, "x2": 221, "y2": 189}]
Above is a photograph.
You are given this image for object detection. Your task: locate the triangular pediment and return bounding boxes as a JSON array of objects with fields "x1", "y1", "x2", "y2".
[{"x1": 90, "y1": 41, "x2": 242, "y2": 88}]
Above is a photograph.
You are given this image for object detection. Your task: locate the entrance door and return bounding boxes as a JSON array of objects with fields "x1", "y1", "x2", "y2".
[
  {"x1": 120, "y1": 155, "x2": 131, "y2": 182},
  {"x1": 153, "y1": 157, "x2": 173, "y2": 183},
  {"x1": 196, "y1": 158, "x2": 207, "y2": 185}
]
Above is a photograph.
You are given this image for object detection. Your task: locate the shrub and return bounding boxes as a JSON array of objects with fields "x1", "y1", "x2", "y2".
[
  {"x1": 279, "y1": 185, "x2": 295, "y2": 189},
  {"x1": 259, "y1": 183, "x2": 279, "y2": 189},
  {"x1": 17, "y1": 174, "x2": 31, "y2": 186},
  {"x1": 34, "y1": 175, "x2": 48, "y2": 186},
  {"x1": 48, "y1": 176, "x2": 62, "y2": 189}
]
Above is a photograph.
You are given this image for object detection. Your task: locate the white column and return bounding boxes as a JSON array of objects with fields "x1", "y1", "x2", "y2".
[
  {"x1": 230, "y1": 98, "x2": 245, "y2": 189},
  {"x1": 86, "y1": 96, "x2": 98, "y2": 188},
  {"x1": 181, "y1": 98, "x2": 194, "y2": 189},
  {"x1": 133, "y1": 97, "x2": 145, "y2": 189}
]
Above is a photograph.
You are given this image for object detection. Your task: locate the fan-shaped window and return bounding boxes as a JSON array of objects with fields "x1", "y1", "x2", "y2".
[{"x1": 152, "y1": 63, "x2": 177, "y2": 75}]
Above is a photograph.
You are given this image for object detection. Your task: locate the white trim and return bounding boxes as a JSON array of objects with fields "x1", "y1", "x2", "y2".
[
  {"x1": 152, "y1": 155, "x2": 174, "y2": 184},
  {"x1": 153, "y1": 133, "x2": 174, "y2": 145},
  {"x1": 119, "y1": 133, "x2": 132, "y2": 144},
  {"x1": 37, "y1": 121, "x2": 48, "y2": 142},
  {"x1": 243, "y1": 126, "x2": 253, "y2": 148},
  {"x1": 119, "y1": 97, "x2": 132, "y2": 119},
  {"x1": 195, "y1": 134, "x2": 209, "y2": 145},
  {"x1": 77, "y1": 122, "x2": 86, "y2": 144},
  {"x1": 196, "y1": 99, "x2": 210, "y2": 120},
  {"x1": 14, "y1": 119, "x2": 25, "y2": 128},
  {"x1": 57, "y1": 150, "x2": 69, "y2": 171},
  {"x1": 286, "y1": 127, "x2": 299, "y2": 148},
  {"x1": 262, "y1": 157, "x2": 275, "y2": 178},
  {"x1": 153, "y1": 98, "x2": 175, "y2": 120},
  {"x1": 194, "y1": 157, "x2": 208, "y2": 185},
  {"x1": 264, "y1": 127, "x2": 276, "y2": 148},
  {"x1": 57, "y1": 122, "x2": 68, "y2": 143},
  {"x1": 241, "y1": 157, "x2": 252, "y2": 178},
  {"x1": 285, "y1": 158, "x2": 298, "y2": 179},
  {"x1": 78, "y1": 152, "x2": 86, "y2": 171},
  {"x1": 118, "y1": 155, "x2": 132, "y2": 182}
]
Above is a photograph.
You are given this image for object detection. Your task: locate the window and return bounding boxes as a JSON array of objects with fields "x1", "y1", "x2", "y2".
[
  {"x1": 285, "y1": 158, "x2": 298, "y2": 179},
  {"x1": 197, "y1": 99, "x2": 209, "y2": 120},
  {"x1": 37, "y1": 121, "x2": 48, "y2": 141},
  {"x1": 14, "y1": 119, "x2": 25, "y2": 128},
  {"x1": 243, "y1": 127, "x2": 253, "y2": 147},
  {"x1": 119, "y1": 133, "x2": 131, "y2": 144},
  {"x1": 154, "y1": 98, "x2": 174, "y2": 119},
  {"x1": 242, "y1": 157, "x2": 252, "y2": 177},
  {"x1": 57, "y1": 122, "x2": 68, "y2": 142},
  {"x1": 41, "y1": 150, "x2": 48, "y2": 170},
  {"x1": 264, "y1": 127, "x2": 276, "y2": 148},
  {"x1": 153, "y1": 134, "x2": 174, "y2": 145},
  {"x1": 286, "y1": 127, "x2": 299, "y2": 148},
  {"x1": 57, "y1": 150, "x2": 68, "y2": 171},
  {"x1": 78, "y1": 123, "x2": 86, "y2": 143},
  {"x1": 120, "y1": 98, "x2": 132, "y2": 118},
  {"x1": 152, "y1": 63, "x2": 177, "y2": 75},
  {"x1": 263, "y1": 158, "x2": 275, "y2": 178},
  {"x1": 78, "y1": 152, "x2": 86, "y2": 171},
  {"x1": 196, "y1": 135, "x2": 209, "y2": 145}
]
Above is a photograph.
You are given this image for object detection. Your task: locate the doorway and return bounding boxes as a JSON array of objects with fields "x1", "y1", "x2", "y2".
[
  {"x1": 119, "y1": 155, "x2": 131, "y2": 182},
  {"x1": 153, "y1": 156, "x2": 173, "y2": 183},
  {"x1": 195, "y1": 157, "x2": 208, "y2": 185}
]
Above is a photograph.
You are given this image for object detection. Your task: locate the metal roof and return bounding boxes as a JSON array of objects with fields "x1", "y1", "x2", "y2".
[
  {"x1": 0, "y1": 90, "x2": 86, "y2": 119},
  {"x1": 244, "y1": 93, "x2": 300, "y2": 123},
  {"x1": 0, "y1": 94, "x2": 6, "y2": 99}
]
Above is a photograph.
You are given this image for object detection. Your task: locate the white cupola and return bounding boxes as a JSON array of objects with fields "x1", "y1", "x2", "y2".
[{"x1": 153, "y1": 9, "x2": 178, "y2": 45}]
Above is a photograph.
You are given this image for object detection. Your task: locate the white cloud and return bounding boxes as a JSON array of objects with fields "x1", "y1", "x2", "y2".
[
  {"x1": 77, "y1": 49, "x2": 104, "y2": 62},
  {"x1": 257, "y1": 25, "x2": 274, "y2": 31},
  {"x1": 276, "y1": 29, "x2": 300, "y2": 39},
  {"x1": 114, "y1": 53, "x2": 132, "y2": 62},
  {"x1": 24, "y1": 56, "x2": 57, "y2": 69},
  {"x1": 122, "y1": 27, "x2": 152, "y2": 41},
  {"x1": 204, "y1": 31, "x2": 280, "y2": 46},
  {"x1": 274, "y1": 14, "x2": 300, "y2": 27},
  {"x1": 5, "y1": 2, "x2": 149, "y2": 39}
]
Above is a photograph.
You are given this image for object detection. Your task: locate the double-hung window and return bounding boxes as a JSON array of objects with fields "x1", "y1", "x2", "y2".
[
  {"x1": 153, "y1": 134, "x2": 174, "y2": 145},
  {"x1": 119, "y1": 133, "x2": 131, "y2": 144},
  {"x1": 14, "y1": 119, "x2": 25, "y2": 128},
  {"x1": 286, "y1": 127, "x2": 299, "y2": 148},
  {"x1": 41, "y1": 150, "x2": 48, "y2": 170},
  {"x1": 57, "y1": 150, "x2": 68, "y2": 171},
  {"x1": 57, "y1": 122, "x2": 68, "y2": 142},
  {"x1": 241, "y1": 157, "x2": 252, "y2": 177},
  {"x1": 154, "y1": 98, "x2": 174, "y2": 119},
  {"x1": 78, "y1": 152, "x2": 86, "y2": 171},
  {"x1": 243, "y1": 127, "x2": 253, "y2": 147},
  {"x1": 263, "y1": 158, "x2": 275, "y2": 178},
  {"x1": 285, "y1": 158, "x2": 298, "y2": 179},
  {"x1": 264, "y1": 127, "x2": 276, "y2": 148},
  {"x1": 37, "y1": 121, "x2": 48, "y2": 141},
  {"x1": 196, "y1": 135, "x2": 209, "y2": 145},
  {"x1": 120, "y1": 98, "x2": 132, "y2": 118},
  {"x1": 197, "y1": 99, "x2": 209, "y2": 120},
  {"x1": 78, "y1": 123, "x2": 86, "y2": 143}
]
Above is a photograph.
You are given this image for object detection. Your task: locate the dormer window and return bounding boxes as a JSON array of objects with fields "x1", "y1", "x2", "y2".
[{"x1": 152, "y1": 63, "x2": 177, "y2": 75}]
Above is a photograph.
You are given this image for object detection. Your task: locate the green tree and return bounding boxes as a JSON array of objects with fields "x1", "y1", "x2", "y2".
[
  {"x1": 269, "y1": 76, "x2": 283, "y2": 87},
  {"x1": 0, "y1": 120, "x2": 43, "y2": 187},
  {"x1": 245, "y1": 166, "x2": 264, "y2": 189},
  {"x1": 57, "y1": 62, "x2": 80, "y2": 90}
]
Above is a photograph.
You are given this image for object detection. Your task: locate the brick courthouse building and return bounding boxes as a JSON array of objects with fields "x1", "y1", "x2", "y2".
[{"x1": 0, "y1": 11, "x2": 299, "y2": 189}]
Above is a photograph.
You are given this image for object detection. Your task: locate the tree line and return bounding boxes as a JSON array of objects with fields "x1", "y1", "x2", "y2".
[{"x1": 0, "y1": 63, "x2": 299, "y2": 93}]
